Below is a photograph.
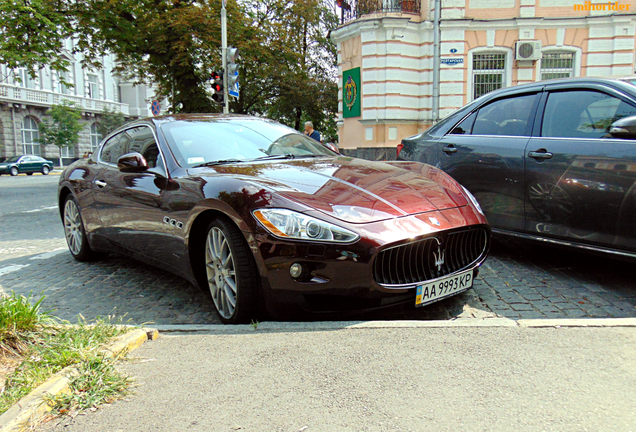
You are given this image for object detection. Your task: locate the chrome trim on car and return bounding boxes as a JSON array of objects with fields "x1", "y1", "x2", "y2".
[
  {"x1": 373, "y1": 228, "x2": 489, "y2": 288},
  {"x1": 491, "y1": 228, "x2": 636, "y2": 259}
]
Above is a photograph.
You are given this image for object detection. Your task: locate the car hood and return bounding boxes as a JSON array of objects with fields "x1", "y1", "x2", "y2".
[{"x1": 195, "y1": 157, "x2": 468, "y2": 223}]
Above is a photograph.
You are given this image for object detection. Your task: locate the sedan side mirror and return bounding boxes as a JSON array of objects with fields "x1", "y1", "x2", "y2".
[
  {"x1": 609, "y1": 115, "x2": 636, "y2": 139},
  {"x1": 117, "y1": 152, "x2": 148, "y2": 173}
]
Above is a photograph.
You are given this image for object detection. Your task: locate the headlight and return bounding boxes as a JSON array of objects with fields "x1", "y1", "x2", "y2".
[
  {"x1": 461, "y1": 185, "x2": 484, "y2": 216},
  {"x1": 252, "y1": 209, "x2": 359, "y2": 243}
]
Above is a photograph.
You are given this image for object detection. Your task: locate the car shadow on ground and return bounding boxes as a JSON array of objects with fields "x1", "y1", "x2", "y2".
[{"x1": 1, "y1": 237, "x2": 634, "y2": 326}]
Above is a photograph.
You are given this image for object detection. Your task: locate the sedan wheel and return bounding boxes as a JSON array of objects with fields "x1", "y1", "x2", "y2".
[
  {"x1": 10, "y1": 167, "x2": 18, "y2": 176},
  {"x1": 204, "y1": 218, "x2": 258, "y2": 324},
  {"x1": 42, "y1": 166, "x2": 50, "y2": 175},
  {"x1": 63, "y1": 196, "x2": 100, "y2": 261}
]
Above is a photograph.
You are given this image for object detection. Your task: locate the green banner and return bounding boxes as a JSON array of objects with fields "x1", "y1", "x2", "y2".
[{"x1": 342, "y1": 67, "x2": 361, "y2": 118}]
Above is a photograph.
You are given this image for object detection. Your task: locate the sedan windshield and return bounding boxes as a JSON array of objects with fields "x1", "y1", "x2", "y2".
[
  {"x1": 5, "y1": 156, "x2": 20, "y2": 163},
  {"x1": 160, "y1": 119, "x2": 336, "y2": 167}
]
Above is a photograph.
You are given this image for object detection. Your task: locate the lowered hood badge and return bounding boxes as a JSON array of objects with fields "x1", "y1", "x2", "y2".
[{"x1": 429, "y1": 216, "x2": 441, "y2": 226}]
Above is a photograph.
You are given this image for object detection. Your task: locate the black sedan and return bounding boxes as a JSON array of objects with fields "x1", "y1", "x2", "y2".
[
  {"x1": 58, "y1": 115, "x2": 490, "y2": 323},
  {"x1": 398, "y1": 77, "x2": 636, "y2": 259},
  {"x1": 0, "y1": 155, "x2": 54, "y2": 176}
]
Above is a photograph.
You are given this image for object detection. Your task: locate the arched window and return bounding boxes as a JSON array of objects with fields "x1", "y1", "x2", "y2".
[
  {"x1": 21, "y1": 116, "x2": 40, "y2": 155},
  {"x1": 468, "y1": 47, "x2": 513, "y2": 101},
  {"x1": 90, "y1": 123, "x2": 103, "y2": 152}
]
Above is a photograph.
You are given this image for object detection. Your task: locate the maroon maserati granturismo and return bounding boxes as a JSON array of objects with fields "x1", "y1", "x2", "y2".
[{"x1": 58, "y1": 115, "x2": 490, "y2": 323}]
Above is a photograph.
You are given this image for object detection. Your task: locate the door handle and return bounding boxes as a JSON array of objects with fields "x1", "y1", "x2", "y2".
[
  {"x1": 443, "y1": 145, "x2": 458, "y2": 154},
  {"x1": 528, "y1": 150, "x2": 553, "y2": 160},
  {"x1": 95, "y1": 180, "x2": 107, "y2": 188}
]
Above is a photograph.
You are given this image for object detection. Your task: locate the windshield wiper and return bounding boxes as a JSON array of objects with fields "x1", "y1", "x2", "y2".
[
  {"x1": 293, "y1": 154, "x2": 329, "y2": 159},
  {"x1": 194, "y1": 159, "x2": 245, "y2": 167},
  {"x1": 249, "y1": 154, "x2": 295, "y2": 161}
]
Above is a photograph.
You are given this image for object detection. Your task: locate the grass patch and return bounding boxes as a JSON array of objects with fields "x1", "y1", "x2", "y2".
[{"x1": 0, "y1": 291, "x2": 134, "y2": 416}]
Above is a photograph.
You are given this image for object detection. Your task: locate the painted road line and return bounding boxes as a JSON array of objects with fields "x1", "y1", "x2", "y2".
[
  {"x1": 29, "y1": 248, "x2": 67, "y2": 260},
  {"x1": 0, "y1": 264, "x2": 30, "y2": 276},
  {"x1": 22, "y1": 205, "x2": 58, "y2": 213}
]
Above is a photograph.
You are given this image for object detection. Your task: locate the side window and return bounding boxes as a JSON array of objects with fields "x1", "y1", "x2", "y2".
[
  {"x1": 471, "y1": 94, "x2": 538, "y2": 136},
  {"x1": 542, "y1": 90, "x2": 636, "y2": 139},
  {"x1": 100, "y1": 132, "x2": 129, "y2": 164},
  {"x1": 127, "y1": 126, "x2": 165, "y2": 172},
  {"x1": 450, "y1": 111, "x2": 477, "y2": 135}
]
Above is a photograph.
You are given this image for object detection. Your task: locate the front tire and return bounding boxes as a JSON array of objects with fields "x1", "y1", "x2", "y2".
[
  {"x1": 42, "y1": 166, "x2": 50, "y2": 175},
  {"x1": 63, "y1": 195, "x2": 100, "y2": 262},
  {"x1": 204, "y1": 218, "x2": 259, "y2": 324},
  {"x1": 10, "y1": 167, "x2": 18, "y2": 176}
]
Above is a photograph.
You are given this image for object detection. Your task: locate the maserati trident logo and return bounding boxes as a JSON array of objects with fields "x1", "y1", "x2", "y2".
[{"x1": 433, "y1": 246, "x2": 445, "y2": 272}]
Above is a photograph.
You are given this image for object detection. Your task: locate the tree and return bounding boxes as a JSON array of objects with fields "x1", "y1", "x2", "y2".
[
  {"x1": 37, "y1": 101, "x2": 84, "y2": 168},
  {"x1": 0, "y1": 0, "x2": 73, "y2": 83},
  {"x1": 97, "y1": 107, "x2": 128, "y2": 137}
]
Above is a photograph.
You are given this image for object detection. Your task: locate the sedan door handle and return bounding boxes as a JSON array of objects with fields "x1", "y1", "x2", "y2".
[
  {"x1": 443, "y1": 145, "x2": 458, "y2": 154},
  {"x1": 528, "y1": 150, "x2": 553, "y2": 160},
  {"x1": 95, "y1": 180, "x2": 107, "y2": 188}
]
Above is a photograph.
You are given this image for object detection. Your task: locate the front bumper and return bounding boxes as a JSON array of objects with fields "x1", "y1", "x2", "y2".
[{"x1": 251, "y1": 206, "x2": 490, "y2": 316}]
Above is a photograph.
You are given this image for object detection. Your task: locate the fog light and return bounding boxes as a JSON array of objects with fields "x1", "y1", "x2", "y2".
[{"x1": 290, "y1": 263, "x2": 303, "y2": 278}]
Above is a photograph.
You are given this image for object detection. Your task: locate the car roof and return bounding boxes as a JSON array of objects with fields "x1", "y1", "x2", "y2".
[{"x1": 483, "y1": 76, "x2": 636, "y2": 98}]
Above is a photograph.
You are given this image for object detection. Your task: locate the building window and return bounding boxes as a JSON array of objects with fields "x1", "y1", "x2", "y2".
[
  {"x1": 540, "y1": 52, "x2": 574, "y2": 80},
  {"x1": 90, "y1": 123, "x2": 102, "y2": 152},
  {"x1": 472, "y1": 53, "x2": 506, "y2": 99},
  {"x1": 60, "y1": 146, "x2": 74, "y2": 158},
  {"x1": 57, "y1": 70, "x2": 71, "y2": 94},
  {"x1": 15, "y1": 68, "x2": 36, "y2": 89},
  {"x1": 87, "y1": 74, "x2": 99, "y2": 99},
  {"x1": 22, "y1": 117, "x2": 41, "y2": 155}
]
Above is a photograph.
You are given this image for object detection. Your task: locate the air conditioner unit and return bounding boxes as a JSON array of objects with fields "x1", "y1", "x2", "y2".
[{"x1": 515, "y1": 40, "x2": 542, "y2": 61}]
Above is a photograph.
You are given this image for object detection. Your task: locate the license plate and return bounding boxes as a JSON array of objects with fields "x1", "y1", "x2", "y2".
[{"x1": 415, "y1": 270, "x2": 474, "y2": 307}]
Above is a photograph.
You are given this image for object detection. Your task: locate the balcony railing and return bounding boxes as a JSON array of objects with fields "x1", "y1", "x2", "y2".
[
  {"x1": 338, "y1": 0, "x2": 421, "y2": 24},
  {"x1": 0, "y1": 84, "x2": 130, "y2": 115}
]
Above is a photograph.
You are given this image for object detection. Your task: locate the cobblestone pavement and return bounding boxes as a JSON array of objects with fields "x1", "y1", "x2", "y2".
[{"x1": 0, "y1": 174, "x2": 634, "y2": 325}]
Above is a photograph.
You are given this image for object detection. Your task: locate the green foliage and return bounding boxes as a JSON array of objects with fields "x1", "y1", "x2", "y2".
[
  {"x1": 0, "y1": 0, "x2": 72, "y2": 82},
  {"x1": 0, "y1": 313, "x2": 132, "y2": 415},
  {"x1": 97, "y1": 107, "x2": 128, "y2": 137},
  {"x1": 37, "y1": 101, "x2": 84, "y2": 151},
  {"x1": 1, "y1": 0, "x2": 339, "y2": 136},
  {"x1": 0, "y1": 291, "x2": 50, "y2": 353}
]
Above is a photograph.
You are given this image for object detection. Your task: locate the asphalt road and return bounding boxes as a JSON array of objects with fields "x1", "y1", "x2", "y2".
[{"x1": 42, "y1": 325, "x2": 636, "y2": 432}]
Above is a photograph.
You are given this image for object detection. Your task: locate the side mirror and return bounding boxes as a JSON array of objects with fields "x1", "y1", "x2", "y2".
[
  {"x1": 324, "y1": 142, "x2": 340, "y2": 154},
  {"x1": 609, "y1": 115, "x2": 636, "y2": 139},
  {"x1": 117, "y1": 152, "x2": 148, "y2": 173}
]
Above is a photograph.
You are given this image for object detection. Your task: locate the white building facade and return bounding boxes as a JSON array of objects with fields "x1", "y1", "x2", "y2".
[
  {"x1": 331, "y1": 0, "x2": 636, "y2": 157},
  {"x1": 0, "y1": 39, "x2": 163, "y2": 165}
]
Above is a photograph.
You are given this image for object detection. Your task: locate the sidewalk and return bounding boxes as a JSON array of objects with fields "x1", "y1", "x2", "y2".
[{"x1": 42, "y1": 322, "x2": 636, "y2": 432}]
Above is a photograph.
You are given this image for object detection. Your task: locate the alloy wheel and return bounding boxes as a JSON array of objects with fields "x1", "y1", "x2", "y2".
[
  {"x1": 205, "y1": 226, "x2": 238, "y2": 319},
  {"x1": 64, "y1": 199, "x2": 83, "y2": 255}
]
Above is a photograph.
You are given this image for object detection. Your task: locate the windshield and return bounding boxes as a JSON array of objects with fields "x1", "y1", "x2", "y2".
[
  {"x1": 5, "y1": 156, "x2": 20, "y2": 163},
  {"x1": 160, "y1": 118, "x2": 336, "y2": 167}
]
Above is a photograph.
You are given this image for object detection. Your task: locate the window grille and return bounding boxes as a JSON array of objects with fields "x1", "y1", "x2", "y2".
[
  {"x1": 540, "y1": 52, "x2": 574, "y2": 80},
  {"x1": 22, "y1": 117, "x2": 41, "y2": 155},
  {"x1": 473, "y1": 54, "x2": 506, "y2": 99}
]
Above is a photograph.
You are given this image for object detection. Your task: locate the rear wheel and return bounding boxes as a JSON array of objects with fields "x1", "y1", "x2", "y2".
[
  {"x1": 63, "y1": 195, "x2": 100, "y2": 261},
  {"x1": 204, "y1": 218, "x2": 259, "y2": 324},
  {"x1": 42, "y1": 165, "x2": 50, "y2": 175},
  {"x1": 10, "y1": 167, "x2": 18, "y2": 176}
]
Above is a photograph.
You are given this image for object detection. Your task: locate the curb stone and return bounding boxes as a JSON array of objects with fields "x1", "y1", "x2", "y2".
[
  {"x1": 153, "y1": 317, "x2": 636, "y2": 333},
  {"x1": 0, "y1": 327, "x2": 158, "y2": 432}
]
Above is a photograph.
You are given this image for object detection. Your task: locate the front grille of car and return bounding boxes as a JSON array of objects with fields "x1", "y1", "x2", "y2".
[{"x1": 373, "y1": 228, "x2": 489, "y2": 287}]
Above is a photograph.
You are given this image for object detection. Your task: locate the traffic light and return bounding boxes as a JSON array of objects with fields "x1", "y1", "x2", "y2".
[
  {"x1": 211, "y1": 71, "x2": 224, "y2": 105},
  {"x1": 226, "y1": 47, "x2": 239, "y2": 89}
]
